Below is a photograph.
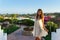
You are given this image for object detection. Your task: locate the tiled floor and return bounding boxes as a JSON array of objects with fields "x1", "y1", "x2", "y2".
[{"x1": 7, "y1": 25, "x2": 35, "y2": 40}]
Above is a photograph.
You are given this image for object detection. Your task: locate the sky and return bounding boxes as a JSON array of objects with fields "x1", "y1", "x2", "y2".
[{"x1": 0, "y1": 0, "x2": 60, "y2": 14}]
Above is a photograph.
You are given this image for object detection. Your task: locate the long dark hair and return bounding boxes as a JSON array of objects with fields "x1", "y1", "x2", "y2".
[{"x1": 36, "y1": 9, "x2": 44, "y2": 20}]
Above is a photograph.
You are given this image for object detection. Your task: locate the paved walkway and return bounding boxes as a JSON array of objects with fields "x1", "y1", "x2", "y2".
[{"x1": 7, "y1": 25, "x2": 35, "y2": 40}]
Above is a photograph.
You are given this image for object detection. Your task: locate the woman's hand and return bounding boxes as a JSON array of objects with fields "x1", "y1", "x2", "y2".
[
  {"x1": 42, "y1": 18, "x2": 49, "y2": 32},
  {"x1": 43, "y1": 25, "x2": 49, "y2": 32},
  {"x1": 45, "y1": 29, "x2": 49, "y2": 32}
]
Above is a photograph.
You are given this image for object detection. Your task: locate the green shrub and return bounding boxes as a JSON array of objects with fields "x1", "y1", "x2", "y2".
[
  {"x1": 13, "y1": 20, "x2": 21, "y2": 24},
  {"x1": 12, "y1": 19, "x2": 18, "y2": 24},
  {"x1": 20, "y1": 19, "x2": 34, "y2": 26},
  {"x1": 45, "y1": 33, "x2": 51, "y2": 40},
  {"x1": 3, "y1": 19, "x2": 12, "y2": 23},
  {"x1": 45, "y1": 21, "x2": 58, "y2": 40},
  {"x1": 3, "y1": 24, "x2": 19, "y2": 34},
  {"x1": 0, "y1": 18, "x2": 4, "y2": 22},
  {"x1": 46, "y1": 21, "x2": 58, "y2": 32}
]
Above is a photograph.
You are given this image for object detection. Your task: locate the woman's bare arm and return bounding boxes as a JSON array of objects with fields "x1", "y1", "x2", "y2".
[{"x1": 42, "y1": 17, "x2": 48, "y2": 32}]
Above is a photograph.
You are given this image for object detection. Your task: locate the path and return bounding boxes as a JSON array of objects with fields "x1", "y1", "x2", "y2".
[{"x1": 7, "y1": 25, "x2": 35, "y2": 40}]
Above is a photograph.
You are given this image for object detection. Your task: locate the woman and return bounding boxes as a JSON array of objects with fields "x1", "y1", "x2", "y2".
[{"x1": 32, "y1": 9, "x2": 48, "y2": 40}]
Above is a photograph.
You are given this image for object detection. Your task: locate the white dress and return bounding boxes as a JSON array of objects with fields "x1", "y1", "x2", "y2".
[{"x1": 32, "y1": 19, "x2": 48, "y2": 38}]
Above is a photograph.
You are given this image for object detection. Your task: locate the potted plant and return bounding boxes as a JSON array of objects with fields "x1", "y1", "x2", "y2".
[{"x1": 22, "y1": 26, "x2": 33, "y2": 36}]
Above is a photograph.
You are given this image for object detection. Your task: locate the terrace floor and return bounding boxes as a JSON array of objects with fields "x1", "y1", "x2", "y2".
[{"x1": 7, "y1": 25, "x2": 35, "y2": 40}]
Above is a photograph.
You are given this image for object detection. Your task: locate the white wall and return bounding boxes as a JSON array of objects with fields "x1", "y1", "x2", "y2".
[
  {"x1": 51, "y1": 29, "x2": 60, "y2": 40},
  {"x1": 0, "y1": 26, "x2": 7, "y2": 40}
]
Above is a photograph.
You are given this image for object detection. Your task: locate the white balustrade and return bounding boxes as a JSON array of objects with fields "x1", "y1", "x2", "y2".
[
  {"x1": 0, "y1": 26, "x2": 7, "y2": 40},
  {"x1": 51, "y1": 29, "x2": 60, "y2": 40}
]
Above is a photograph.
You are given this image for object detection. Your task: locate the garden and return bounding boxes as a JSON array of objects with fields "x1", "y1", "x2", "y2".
[
  {"x1": 16, "y1": 19, "x2": 58, "y2": 40},
  {"x1": 0, "y1": 17, "x2": 20, "y2": 34},
  {"x1": 0, "y1": 16, "x2": 59, "y2": 40}
]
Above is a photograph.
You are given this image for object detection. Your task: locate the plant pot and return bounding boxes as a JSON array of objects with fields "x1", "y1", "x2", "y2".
[
  {"x1": 22, "y1": 27, "x2": 33, "y2": 36},
  {"x1": 24, "y1": 28, "x2": 33, "y2": 31}
]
